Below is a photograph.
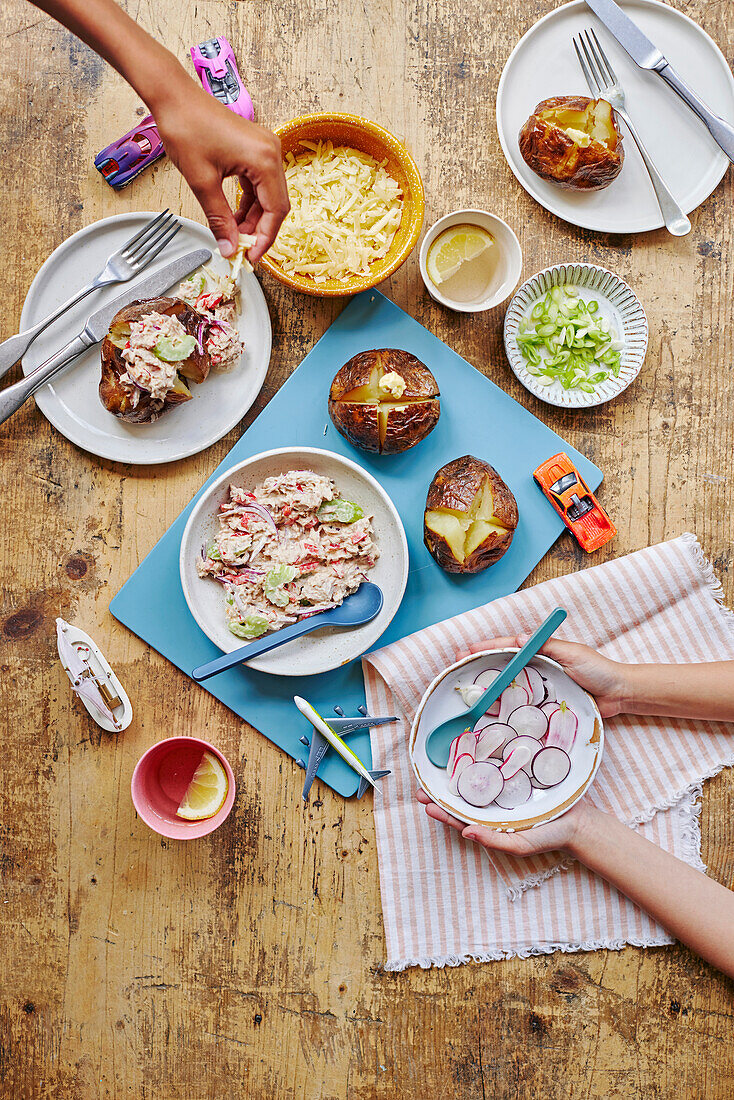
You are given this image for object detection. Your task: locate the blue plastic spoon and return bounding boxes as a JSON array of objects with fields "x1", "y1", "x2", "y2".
[
  {"x1": 424, "y1": 607, "x2": 568, "y2": 767},
  {"x1": 191, "y1": 582, "x2": 384, "y2": 682}
]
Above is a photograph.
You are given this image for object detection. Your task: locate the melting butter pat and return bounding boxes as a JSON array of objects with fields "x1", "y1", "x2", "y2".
[{"x1": 378, "y1": 371, "x2": 406, "y2": 398}]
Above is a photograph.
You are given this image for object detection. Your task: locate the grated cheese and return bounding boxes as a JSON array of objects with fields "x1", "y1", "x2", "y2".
[{"x1": 268, "y1": 140, "x2": 404, "y2": 283}]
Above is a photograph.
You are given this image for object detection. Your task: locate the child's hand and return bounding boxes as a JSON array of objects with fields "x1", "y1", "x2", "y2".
[
  {"x1": 416, "y1": 789, "x2": 590, "y2": 857},
  {"x1": 459, "y1": 634, "x2": 630, "y2": 717}
]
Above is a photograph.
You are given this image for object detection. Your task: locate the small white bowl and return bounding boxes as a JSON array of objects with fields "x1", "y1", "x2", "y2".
[
  {"x1": 410, "y1": 649, "x2": 604, "y2": 831},
  {"x1": 503, "y1": 263, "x2": 648, "y2": 409},
  {"x1": 180, "y1": 447, "x2": 409, "y2": 676},
  {"x1": 419, "y1": 209, "x2": 523, "y2": 312}
]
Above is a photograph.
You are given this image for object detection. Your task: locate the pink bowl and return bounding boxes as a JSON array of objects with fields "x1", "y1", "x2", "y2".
[{"x1": 131, "y1": 736, "x2": 236, "y2": 839}]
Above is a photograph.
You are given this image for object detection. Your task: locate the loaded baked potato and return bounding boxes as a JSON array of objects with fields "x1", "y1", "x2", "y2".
[
  {"x1": 424, "y1": 456, "x2": 518, "y2": 574},
  {"x1": 328, "y1": 348, "x2": 440, "y2": 454},
  {"x1": 519, "y1": 96, "x2": 623, "y2": 190},
  {"x1": 99, "y1": 296, "x2": 211, "y2": 424}
]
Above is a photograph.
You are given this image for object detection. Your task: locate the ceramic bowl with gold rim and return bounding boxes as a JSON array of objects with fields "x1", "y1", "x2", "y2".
[
  {"x1": 256, "y1": 112, "x2": 425, "y2": 297},
  {"x1": 410, "y1": 648, "x2": 604, "y2": 831}
]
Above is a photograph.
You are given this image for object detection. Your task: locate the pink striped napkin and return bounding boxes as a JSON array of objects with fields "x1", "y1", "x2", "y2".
[{"x1": 362, "y1": 535, "x2": 734, "y2": 970}]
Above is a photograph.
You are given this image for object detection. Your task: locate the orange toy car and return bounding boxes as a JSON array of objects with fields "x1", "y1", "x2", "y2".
[{"x1": 533, "y1": 453, "x2": 616, "y2": 553}]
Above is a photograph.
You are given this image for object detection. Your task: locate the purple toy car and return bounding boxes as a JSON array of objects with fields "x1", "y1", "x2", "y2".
[
  {"x1": 94, "y1": 115, "x2": 165, "y2": 190},
  {"x1": 190, "y1": 37, "x2": 254, "y2": 120}
]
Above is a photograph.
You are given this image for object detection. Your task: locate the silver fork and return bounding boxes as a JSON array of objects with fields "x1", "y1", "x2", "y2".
[
  {"x1": 0, "y1": 210, "x2": 181, "y2": 379},
  {"x1": 573, "y1": 29, "x2": 691, "y2": 237}
]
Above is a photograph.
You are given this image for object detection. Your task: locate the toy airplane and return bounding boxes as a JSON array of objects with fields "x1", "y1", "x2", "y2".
[
  {"x1": 56, "y1": 618, "x2": 132, "y2": 732},
  {"x1": 293, "y1": 696, "x2": 394, "y2": 801}
]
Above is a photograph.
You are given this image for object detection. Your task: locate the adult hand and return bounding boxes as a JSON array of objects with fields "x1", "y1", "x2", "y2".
[
  {"x1": 415, "y1": 788, "x2": 589, "y2": 857},
  {"x1": 459, "y1": 633, "x2": 630, "y2": 717},
  {"x1": 153, "y1": 83, "x2": 290, "y2": 264}
]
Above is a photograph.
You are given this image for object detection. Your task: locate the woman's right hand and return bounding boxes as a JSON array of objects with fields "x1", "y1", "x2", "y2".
[{"x1": 459, "y1": 633, "x2": 631, "y2": 717}]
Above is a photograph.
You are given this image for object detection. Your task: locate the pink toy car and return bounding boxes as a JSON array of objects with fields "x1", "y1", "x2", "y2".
[
  {"x1": 94, "y1": 115, "x2": 164, "y2": 189},
  {"x1": 190, "y1": 37, "x2": 254, "y2": 120}
]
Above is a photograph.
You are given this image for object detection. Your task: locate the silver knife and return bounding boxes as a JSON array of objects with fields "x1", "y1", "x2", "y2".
[
  {"x1": 0, "y1": 249, "x2": 211, "y2": 428},
  {"x1": 585, "y1": 0, "x2": 734, "y2": 163}
]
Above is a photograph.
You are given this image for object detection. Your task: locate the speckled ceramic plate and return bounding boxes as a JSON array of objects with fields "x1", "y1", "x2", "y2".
[
  {"x1": 503, "y1": 263, "x2": 648, "y2": 408},
  {"x1": 496, "y1": 0, "x2": 734, "y2": 233},
  {"x1": 179, "y1": 447, "x2": 409, "y2": 676},
  {"x1": 410, "y1": 649, "x2": 604, "y2": 831},
  {"x1": 20, "y1": 213, "x2": 271, "y2": 464}
]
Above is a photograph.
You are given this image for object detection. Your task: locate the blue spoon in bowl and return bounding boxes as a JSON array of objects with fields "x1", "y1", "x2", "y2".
[
  {"x1": 191, "y1": 582, "x2": 384, "y2": 682},
  {"x1": 423, "y1": 607, "x2": 568, "y2": 767}
]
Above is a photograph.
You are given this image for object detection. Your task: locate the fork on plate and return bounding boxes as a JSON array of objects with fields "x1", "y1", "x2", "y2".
[
  {"x1": 0, "y1": 210, "x2": 181, "y2": 379},
  {"x1": 573, "y1": 28, "x2": 691, "y2": 237}
]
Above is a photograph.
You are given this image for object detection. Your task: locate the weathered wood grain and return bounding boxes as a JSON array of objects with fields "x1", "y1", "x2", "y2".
[{"x1": 1, "y1": 0, "x2": 733, "y2": 1096}]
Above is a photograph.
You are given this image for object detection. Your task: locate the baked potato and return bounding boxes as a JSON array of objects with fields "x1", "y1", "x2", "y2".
[
  {"x1": 519, "y1": 96, "x2": 624, "y2": 190},
  {"x1": 424, "y1": 456, "x2": 518, "y2": 574},
  {"x1": 328, "y1": 348, "x2": 440, "y2": 454},
  {"x1": 99, "y1": 297, "x2": 211, "y2": 424}
]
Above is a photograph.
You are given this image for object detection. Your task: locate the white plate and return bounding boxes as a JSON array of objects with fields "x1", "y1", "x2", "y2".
[
  {"x1": 496, "y1": 0, "x2": 734, "y2": 233},
  {"x1": 179, "y1": 447, "x2": 410, "y2": 676},
  {"x1": 20, "y1": 213, "x2": 272, "y2": 464},
  {"x1": 503, "y1": 262, "x2": 648, "y2": 407},
  {"x1": 410, "y1": 649, "x2": 604, "y2": 831}
]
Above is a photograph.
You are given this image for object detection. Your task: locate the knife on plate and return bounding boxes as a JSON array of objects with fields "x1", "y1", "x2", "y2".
[
  {"x1": 0, "y1": 248, "x2": 211, "y2": 428},
  {"x1": 585, "y1": 0, "x2": 734, "y2": 163}
]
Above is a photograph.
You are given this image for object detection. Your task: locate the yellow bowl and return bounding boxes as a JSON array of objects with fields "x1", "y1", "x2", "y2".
[{"x1": 257, "y1": 112, "x2": 425, "y2": 298}]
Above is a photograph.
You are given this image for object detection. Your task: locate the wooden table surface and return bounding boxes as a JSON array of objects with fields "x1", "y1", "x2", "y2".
[{"x1": 1, "y1": 0, "x2": 733, "y2": 1096}]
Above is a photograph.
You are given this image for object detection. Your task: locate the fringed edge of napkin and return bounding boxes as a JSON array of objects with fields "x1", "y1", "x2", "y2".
[{"x1": 384, "y1": 932, "x2": 675, "y2": 972}]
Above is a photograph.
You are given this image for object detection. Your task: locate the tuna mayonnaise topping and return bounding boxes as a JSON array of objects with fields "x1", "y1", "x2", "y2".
[
  {"x1": 197, "y1": 469, "x2": 378, "y2": 639},
  {"x1": 121, "y1": 311, "x2": 186, "y2": 404}
]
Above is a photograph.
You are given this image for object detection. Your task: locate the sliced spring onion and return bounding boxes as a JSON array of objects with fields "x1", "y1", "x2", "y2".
[{"x1": 515, "y1": 286, "x2": 624, "y2": 393}]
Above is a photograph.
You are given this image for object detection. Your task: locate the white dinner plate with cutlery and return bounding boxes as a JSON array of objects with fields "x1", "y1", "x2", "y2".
[
  {"x1": 496, "y1": 0, "x2": 734, "y2": 233},
  {"x1": 19, "y1": 213, "x2": 272, "y2": 464}
]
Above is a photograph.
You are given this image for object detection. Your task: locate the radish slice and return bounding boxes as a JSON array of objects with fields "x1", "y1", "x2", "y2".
[
  {"x1": 448, "y1": 734, "x2": 462, "y2": 774},
  {"x1": 498, "y1": 682, "x2": 529, "y2": 723},
  {"x1": 455, "y1": 682, "x2": 484, "y2": 707},
  {"x1": 500, "y1": 743, "x2": 534, "y2": 779},
  {"x1": 523, "y1": 665, "x2": 547, "y2": 704},
  {"x1": 456, "y1": 729, "x2": 477, "y2": 758},
  {"x1": 546, "y1": 702, "x2": 578, "y2": 752},
  {"x1": 472, "y1": 669, "x2": 502, "y2": 717},
  {"x1": 542, "y1": 679, "x2": 557, "y2": 704},
  {"x1": 502, "y1": 735, "x2": 543, "y2": 775},
  {"x1": 494, "y1": 770, "x2": 532, "y2": 809},
  {"x1": 474, "y1": 726, "x2": 507, "y2": 761},
  {"x1": 448, "y1": 752, "x2": 474, "y2": 795},
  {"x1": 540, "y1": 700, "x2": 561, "y2": 720},
  {"x1": 531, "y1": 746, "x2": 571, "y2": 786},
  {"x1": 473, "y1": 722, "x2": 516, "y2": 758},
  {"x1": 457, "y1": 761, "x2": 504, "y2": 807},
  {"x1": 507, "y1": 704, "x2": 548, "y2": 740},
  {"x1": 473, "y1": 668, "x2": 501, "y2": 689},
  {"x1": 530, "y1": 773, "x2": 554, "y2": 789},
  {"x1": 513, "y1": 668, "x2": 533, "y2": 697}
]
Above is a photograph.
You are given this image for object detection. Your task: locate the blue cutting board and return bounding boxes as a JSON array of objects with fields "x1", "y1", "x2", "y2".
[{"x1": 110, "y1": 290, "x2": 601, "y2": 797}]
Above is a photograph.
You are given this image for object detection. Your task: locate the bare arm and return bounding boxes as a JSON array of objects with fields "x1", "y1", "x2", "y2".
[
  {"x1": 462, "y1": 633, "x2": 734, "y2": 723},
  {"x1": 31, "y1": 0, "x2": 289, "y2": 261},
  {"x1": 417, "y1": 793, "x2": 734, "y2": 978}
]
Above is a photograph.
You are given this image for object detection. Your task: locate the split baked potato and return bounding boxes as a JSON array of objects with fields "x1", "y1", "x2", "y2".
[
  {"x1": 519, "y1": 96, "x2": 624, "y2": 190},
  {"x1": 328, "y1": 348, "x2": 440, "y2": 455},
  {"x1": 99, "y1": 296, "x2": 211, "y2": 424},
  {"x1": 424, "y1": 456, "x2": 518, "y2": 574}
]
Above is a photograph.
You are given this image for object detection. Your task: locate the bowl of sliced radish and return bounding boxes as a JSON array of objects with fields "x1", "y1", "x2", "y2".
[{"x1": 410, "y1": 648, "x2": 603, "y2": 830}]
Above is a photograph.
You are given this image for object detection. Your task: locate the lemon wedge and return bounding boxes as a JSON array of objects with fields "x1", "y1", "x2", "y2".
[
  {"x1": 426, "y1": 224, "x2": 494, "y2": 286},
  {"x1": 176, "y1": 751, "x2": 229, "y2": 821}
]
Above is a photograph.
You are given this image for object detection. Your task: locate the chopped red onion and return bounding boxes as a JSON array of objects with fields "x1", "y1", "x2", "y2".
[{"x1": 240, "y1": 503, "x2": 278, "y2": 532}]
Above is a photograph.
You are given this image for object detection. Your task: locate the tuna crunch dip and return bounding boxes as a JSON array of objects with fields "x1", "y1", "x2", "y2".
[{"x1": 197, "y1": 469, "x2": 378, "y2": 639}]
